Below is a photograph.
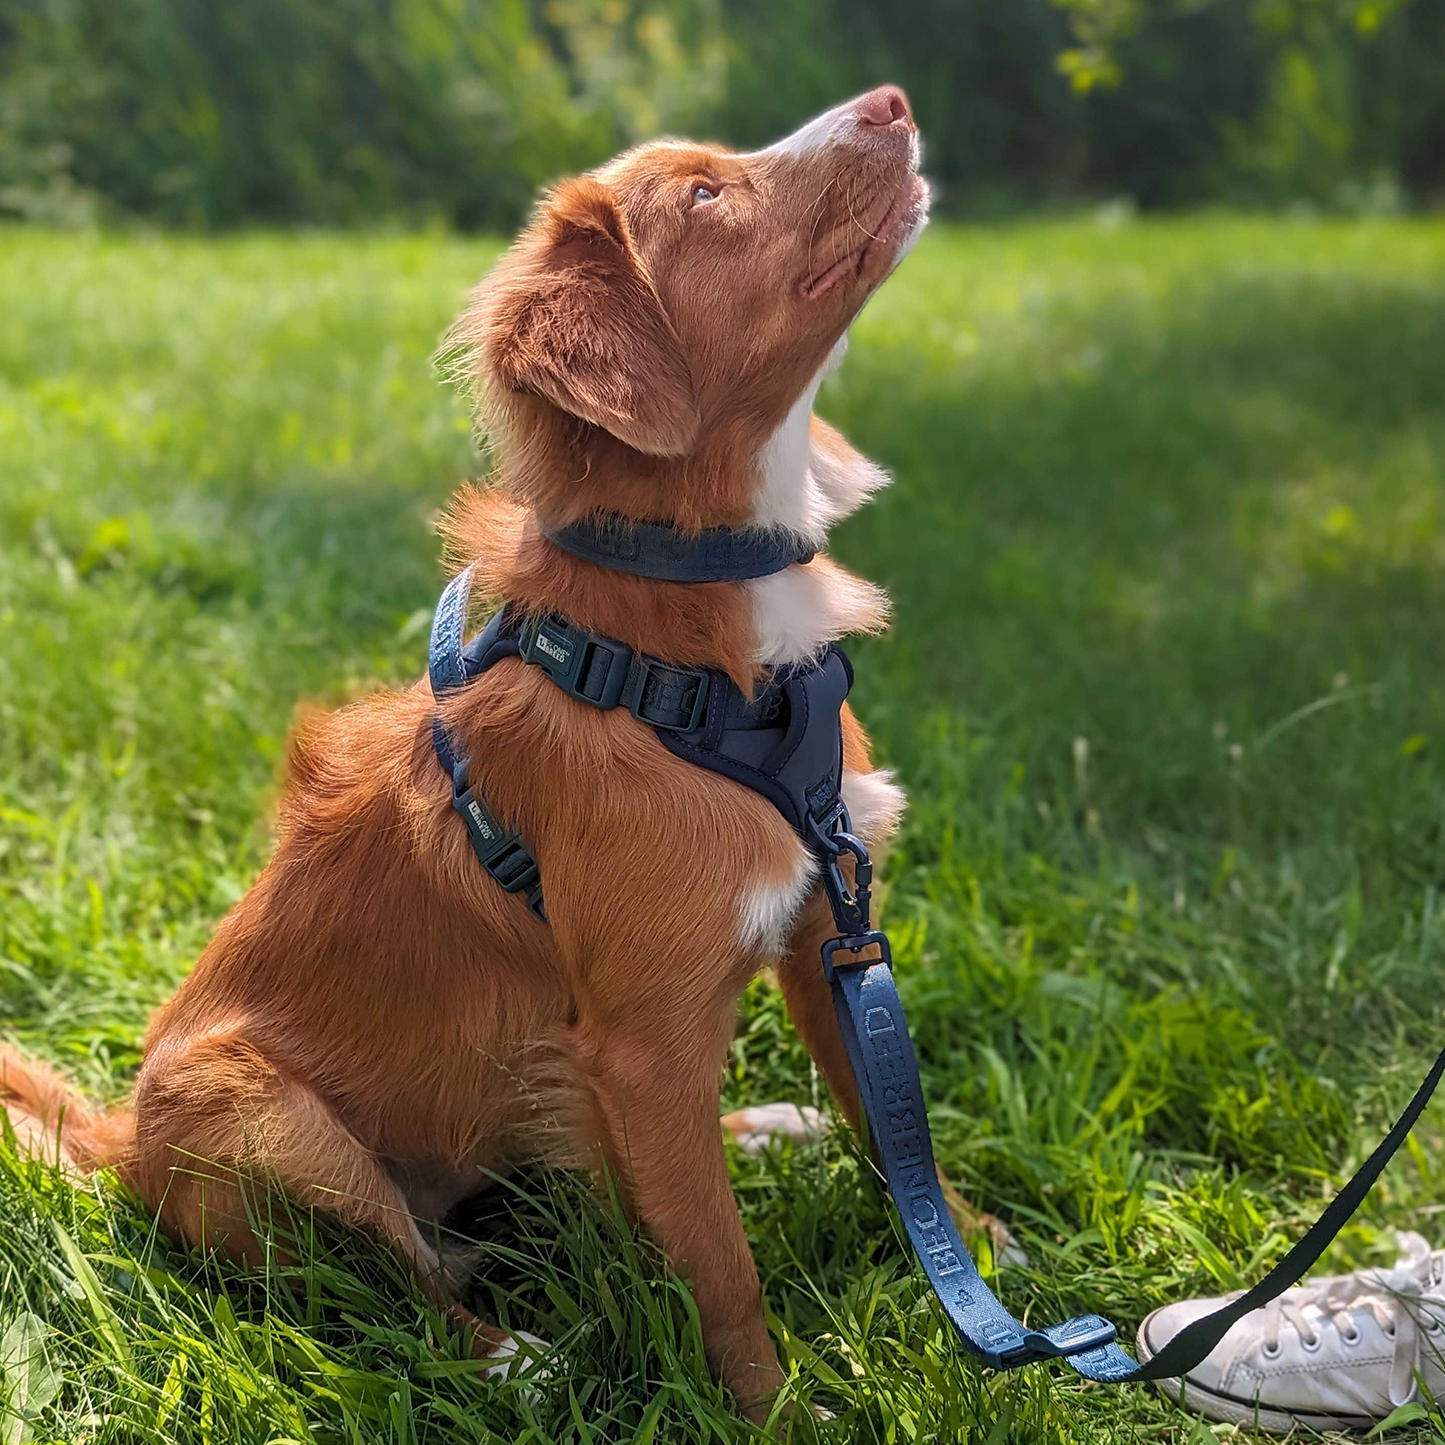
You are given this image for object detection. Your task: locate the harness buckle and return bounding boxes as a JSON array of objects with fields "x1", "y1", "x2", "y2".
[
  {"x1": 483, "y1": 837, "x2": 541, "y2": 895},
  {"x1": 520, "y1": 615, "x2": 633, "y2": 710},
  {"x1": 974, "y1": 1315, "x2": 1118, "y2": 1371},
  {"x1": 627, "y1": 658, "x2": 710, "y2": 732},
  {"x1": 451, "y1": 767, "x2": 545, "y2": 918},
  {"x1": 519, "y1": 615, "x2": 708, "y2": 729}
]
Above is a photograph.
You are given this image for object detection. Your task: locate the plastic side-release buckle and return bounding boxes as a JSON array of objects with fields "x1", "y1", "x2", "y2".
[
  {"x1": 451, "y1": 767, "x2": 544, "y2": 917},
  {"x1": 520, "y1": 615, "x2": 632, "y2": 709}
]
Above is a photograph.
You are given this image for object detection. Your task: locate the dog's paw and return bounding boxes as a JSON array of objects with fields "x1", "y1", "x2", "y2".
[{"x1": 721, "y1": 1103, "x2": 831, "y2": 1155}]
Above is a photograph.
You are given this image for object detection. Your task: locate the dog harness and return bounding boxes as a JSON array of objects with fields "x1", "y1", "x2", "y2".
[{"x1": 428, "y1": 517, "x2": 1445, "y2": 1383}]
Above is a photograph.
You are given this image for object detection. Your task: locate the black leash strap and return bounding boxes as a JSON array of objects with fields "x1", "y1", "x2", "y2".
[{"x1": 810, "y1": 809, "x2": 1445, "y2": 1380}]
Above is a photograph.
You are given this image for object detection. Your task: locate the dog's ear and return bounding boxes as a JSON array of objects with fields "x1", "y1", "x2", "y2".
[{"x1": 485, "y1": 179, "x2": 700, "y2": 457}]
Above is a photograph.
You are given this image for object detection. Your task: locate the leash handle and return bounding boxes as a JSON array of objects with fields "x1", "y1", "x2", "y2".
[{"x1": 813, "y1": 819, "x2": 1445, "y2": 1383}]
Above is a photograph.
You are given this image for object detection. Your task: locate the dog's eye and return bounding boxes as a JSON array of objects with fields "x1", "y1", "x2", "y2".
[{"x1": 690, "y1": 182, "x2": 721, "y2": 207}]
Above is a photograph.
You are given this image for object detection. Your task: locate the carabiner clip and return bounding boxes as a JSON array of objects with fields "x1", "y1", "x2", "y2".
[{"x1": 807, "y1": 810, "x2": 874, "y2": 938}]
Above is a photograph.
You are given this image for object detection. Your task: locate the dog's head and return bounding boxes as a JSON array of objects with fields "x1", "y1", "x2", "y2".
[{"x1": 449, "y1": 87, "x2": 928, "y2": 528}]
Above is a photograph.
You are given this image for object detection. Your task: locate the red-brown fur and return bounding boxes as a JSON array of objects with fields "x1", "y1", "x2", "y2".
[{"x1": 1, "y1": 87, "x2": 942, "y2": 1418}]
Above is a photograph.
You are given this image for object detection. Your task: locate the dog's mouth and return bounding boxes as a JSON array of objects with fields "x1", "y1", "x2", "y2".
[{"x1": 798, "y1": 173, "x2": 927, "y2": 302}]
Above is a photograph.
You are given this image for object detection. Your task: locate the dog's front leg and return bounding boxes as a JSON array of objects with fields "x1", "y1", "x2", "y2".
[
  {"x1": 573, "y1": 989, "x2": 785, "y2": 1420},
  {"x1": 773, "y1": 882, "x2": 864, "y2": 1133}
]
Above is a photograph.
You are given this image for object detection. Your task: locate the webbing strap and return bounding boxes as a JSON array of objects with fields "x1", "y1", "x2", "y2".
[
  {"x1": 429, "y1": 567, "x2": 545, "y2": 919},
  {"x1": 827, "y1": 943, "x2": 1445, "y2": 1378},
  {"x1": 543, "y1": 514, "x2": 815, "y2": 583},
  {"x1": 513, "y1": 611, "x2": 798, "y2": 734},
  {"x1": 429, "y1": 567, "x2": 477, "y2": 697}
]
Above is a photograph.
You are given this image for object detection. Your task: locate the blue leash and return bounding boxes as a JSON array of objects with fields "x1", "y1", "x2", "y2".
[{"x1": 810, "y1": 812, "x2": 1445, "y2": 1380}]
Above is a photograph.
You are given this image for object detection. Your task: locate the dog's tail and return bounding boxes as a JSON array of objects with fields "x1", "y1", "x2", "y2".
[{"x1": 0, "y1": 1041, "x2": 134, "y2": 1176}]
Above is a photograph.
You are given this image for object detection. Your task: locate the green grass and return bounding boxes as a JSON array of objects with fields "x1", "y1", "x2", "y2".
[{"x1": 2, "y1": 215, "x2": 1444, "y2": 1443}]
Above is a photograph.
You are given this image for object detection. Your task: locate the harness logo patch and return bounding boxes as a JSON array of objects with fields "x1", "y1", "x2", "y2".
[
  {"x1": 466, "y1": 800, "x2": 498, "y2": 842},
  {"x1": 534, "y1": 631, "x2": 571, "y2": 667}
]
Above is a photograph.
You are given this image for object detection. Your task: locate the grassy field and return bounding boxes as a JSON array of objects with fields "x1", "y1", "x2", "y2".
[{"x1": 1, "y1": 216, "x2": 1444, "y2": 1444}]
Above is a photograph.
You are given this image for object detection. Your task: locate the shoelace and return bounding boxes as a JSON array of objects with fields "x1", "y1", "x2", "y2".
[{"x1": 1262, "y1": 1233, "x2": 1445, "y2": 1407}]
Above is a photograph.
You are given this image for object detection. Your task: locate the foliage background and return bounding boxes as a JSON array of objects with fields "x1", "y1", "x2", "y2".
[
  {"x1": 3, "y1": 4, "x2": 1445, "y2": 1440},
  {"x1": 1, "y1": 0, "x2": 1443, "y2": 230}
]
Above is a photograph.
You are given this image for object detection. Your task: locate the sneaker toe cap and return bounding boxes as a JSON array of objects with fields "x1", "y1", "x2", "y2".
[{"x1": 1138, "y1": 1297, "x2": 1240, "y2": 1393}]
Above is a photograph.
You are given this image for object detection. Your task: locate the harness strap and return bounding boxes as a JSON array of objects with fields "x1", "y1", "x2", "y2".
[
  {"x1": 543, "y1": 513, "x2": 815, "y2": 583},
  {"x1": 429, "y1": 568, "x2": 545, "y2": 920},
  {"x1": 516, "y1": 612, "x2": 789, "y2": 734}
]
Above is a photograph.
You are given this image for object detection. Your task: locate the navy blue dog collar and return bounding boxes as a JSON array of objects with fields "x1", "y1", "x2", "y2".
[{"x1": 542, "y1": 513, "x2": 815, "y2": 583}]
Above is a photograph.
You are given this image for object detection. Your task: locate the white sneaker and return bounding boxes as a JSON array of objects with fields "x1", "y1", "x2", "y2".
[{"x1": 1136, "y1": 1232, "x2": 1445, "y2": 1433}]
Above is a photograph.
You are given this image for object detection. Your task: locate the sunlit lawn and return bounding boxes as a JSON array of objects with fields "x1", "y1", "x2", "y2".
[{"x1": 2, "y1": 215, "x2": 1444, "y2": 1442}]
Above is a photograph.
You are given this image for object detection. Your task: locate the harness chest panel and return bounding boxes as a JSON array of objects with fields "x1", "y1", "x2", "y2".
[
  {"x1": 651, "y1": 648, "x2": 852, "y2": 839},
  {"x1": 429, "y1": 564, "x2": 856, "y2": 882}
]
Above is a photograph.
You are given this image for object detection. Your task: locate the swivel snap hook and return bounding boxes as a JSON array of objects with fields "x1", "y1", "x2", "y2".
[{"x1": 808, "y1": 810, "x2": 875, "y2": 938}]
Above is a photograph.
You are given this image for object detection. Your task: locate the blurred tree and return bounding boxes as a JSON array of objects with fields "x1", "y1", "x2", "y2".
[
  {"x1": 1050, "y1": 0, "x2": 1416, "y2": 91},
  {"x1": 0, "y1": 0, "x2": 726, "y2": 227},
  {"x1": 1048, "y1": 0, "x2": 1441, "y2": 205},
  {"x1": 0, "y1": 0, "x2": 1440, "y2": 225}
]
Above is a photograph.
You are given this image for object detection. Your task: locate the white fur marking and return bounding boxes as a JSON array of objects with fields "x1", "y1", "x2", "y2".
[
  {"x1": 748, "y1": 100, "x2": 858, "y2": 161},
  {"x1": 747, "y1": 334, "x2": 893, "y2": 666},
  {"x1": 887, "y1": 204, "x2": 929, "y2": 277},
  {"x1": 737, "y1": 841, "x2": 815, "y2": 955},
  {"x1": 727, "y1": 1104, "x2": 831, "y2": 1156},
  {"x1": 746, "y1": 564, "x2": 887, "y2": 667},
  {"x1": 840, "y1": 768, "x2": 907, "y2": 845},
  {"x1": 808, "y1": 436, "x2": 890, "y2": 521},
  {"x1": 752, "y1": 369, "x2": 830, "y2": 544},
  {"x1": 751, "y1": 335, "x2": 858, "y2": 546}
]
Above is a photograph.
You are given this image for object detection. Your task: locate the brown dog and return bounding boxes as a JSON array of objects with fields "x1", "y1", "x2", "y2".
[{"x1": 0, "y1": 88, "x2": 1009, "y2": 1419}]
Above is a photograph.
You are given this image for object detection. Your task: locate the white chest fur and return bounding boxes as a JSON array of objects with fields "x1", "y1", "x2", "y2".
[
  {"x1": 745, "y1": 339, "x2": 892, "y2": 668},
  {"x1": 735, "y1": 344, "x2": 906, "y2": 950},
  {"x1": 734, "y1": 768, "x2": 907, "y2": 956}
]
